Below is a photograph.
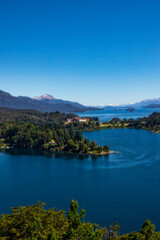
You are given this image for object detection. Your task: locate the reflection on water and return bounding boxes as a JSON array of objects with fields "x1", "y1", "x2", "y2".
[
  {"x1": 2, "y1": 128, "x2": 160, "y2": 170},
  {"x1": 1, "y1": 149, "x2": 102, "y2": 161}
]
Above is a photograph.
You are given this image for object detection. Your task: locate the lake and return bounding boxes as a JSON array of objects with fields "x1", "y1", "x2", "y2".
[
  {"x1": 78, "y1": 108, "x2": 160, "y2": 122},
  {"x1": 1, "y1": 128, "x2": 160, "y2": 234}
]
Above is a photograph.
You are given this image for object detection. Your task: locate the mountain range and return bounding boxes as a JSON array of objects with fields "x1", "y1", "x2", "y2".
[
  {"x1": 103, "y1": 98, "x2": 160, "y2": 109},
  {"x1": 33, "y1": 94, "x2": 89, "y2": 108},
  {"x1": 127, "y1": 98, "x2": 160, "y2": 108},
  {"x1": 0, "y1": 90, "x2": 99, "y2": 113},
  {"x1": 0, "y1": 90, "x2": 160, "y2": 113}
]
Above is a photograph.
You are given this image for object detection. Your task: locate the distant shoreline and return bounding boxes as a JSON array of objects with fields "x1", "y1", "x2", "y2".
[{"x1": 100, "y1": 125, "x2": 160, "y2": 134}]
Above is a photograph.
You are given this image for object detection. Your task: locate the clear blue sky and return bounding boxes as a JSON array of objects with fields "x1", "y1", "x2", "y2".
[{"x1": 0, "y1": 0, "x2": 160, "y2": 105}]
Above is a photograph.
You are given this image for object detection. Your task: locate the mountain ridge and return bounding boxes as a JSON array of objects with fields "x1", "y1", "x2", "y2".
[
  {"x1": 33, "y1": 94, "x2": 87, "y2": 109},
  {"x1": 0, "y1": 90, "x2": 100, "y2": 113},
  {"x1": 103, "y1": 98, "x2": 160, "y2": 109}
]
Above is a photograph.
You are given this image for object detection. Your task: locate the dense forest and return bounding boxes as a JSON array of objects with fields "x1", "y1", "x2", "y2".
[
  {"x1": 0, "y1": 107, "x2": 108, "y2": 155},
  {"x1": 101, "y1": 112, "x2": 160, "y2": 133},
  {"x1": 2, "y1": 107, "x2": 160, "y2": 133},
  {"x1": 0, "y1": 201, "x2": 159, "y2": 239},
  {"x1": 1, "y1": 107, "x2": 160, "y2": 156},
  {"x1": 0, "y1": 122, "x2": 109, "y2": 155},
  {"x1": 0, "y1": 107, "x2": 100, "y2": 131},
  {"x1": 0, "y1": 107, "x2": 76, "y2": 125}
]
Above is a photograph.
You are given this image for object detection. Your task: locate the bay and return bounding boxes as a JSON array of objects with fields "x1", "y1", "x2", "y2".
[{"x1": 0, "y1": 128, "x2": 160, "y2": 234}]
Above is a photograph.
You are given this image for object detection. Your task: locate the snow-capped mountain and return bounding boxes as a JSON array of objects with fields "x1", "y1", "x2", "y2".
[
  {"x1": 127, "y1": 98, "x2": 160, "y2": 108},
  {"x1": 103, "y1": 98, "x2": 160, "y2": 109},
  {"x1": 33, "y1": 94, "x2": 87, "y2": 108},
  {"x1": 33, "y1": 94, "x2": 55, "y2": 101},
  {"x1": 0, "y1": 90, "x2": 100, "y2": 113}
]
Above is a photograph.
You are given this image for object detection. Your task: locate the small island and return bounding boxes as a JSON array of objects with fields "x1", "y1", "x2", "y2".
[{"x1": 126, "y1": 108, "x2": 135, "y2": 112}]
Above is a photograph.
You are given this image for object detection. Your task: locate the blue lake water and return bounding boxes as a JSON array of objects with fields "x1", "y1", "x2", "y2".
[
  {"x1": 1, "y1": 128, "x2": 160, "y2": 234},
  {"x1": 78, "y1": 108, "x2": 160, "y2": 122}
]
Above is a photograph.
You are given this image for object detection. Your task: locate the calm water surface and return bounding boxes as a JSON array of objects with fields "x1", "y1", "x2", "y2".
[
  {"x1": 1, "y1": 129, "x2": 160, "y2": 234},
  {"x1": 78, "y1": 108, "x2": 160, "y2": 121}
]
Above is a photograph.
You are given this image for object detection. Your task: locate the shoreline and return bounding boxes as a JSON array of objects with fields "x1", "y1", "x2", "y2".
[
  {"x1": 99, "y1": 125, "x2": 160, "y2": 134},
  {"x1": 0, "y1": 146, "x2": 115, "y2": 157},
  {"x1": 88, "y1": 150, "x2": 115, "y2": 156}
]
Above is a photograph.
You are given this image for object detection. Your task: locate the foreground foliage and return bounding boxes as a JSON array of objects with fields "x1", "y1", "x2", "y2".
[
  {"x1": 0, "y1": 201, "x2": 107, "y2": 239},
  {"x1": 0, "y1": 201, "x2": 160, "y2": 239}
]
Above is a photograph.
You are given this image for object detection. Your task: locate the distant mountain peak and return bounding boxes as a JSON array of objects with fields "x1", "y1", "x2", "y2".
[
  {"x1": 131, "y1": 98, "x2": 160, "y2": 107},
  {"x1": 33, "y1": 94, "x2": 55, "y2": 101}
]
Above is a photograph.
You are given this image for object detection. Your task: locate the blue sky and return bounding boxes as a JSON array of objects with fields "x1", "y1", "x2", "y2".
[{"x1": 0, "y1": 0, "x2": 160, "y2": 105}]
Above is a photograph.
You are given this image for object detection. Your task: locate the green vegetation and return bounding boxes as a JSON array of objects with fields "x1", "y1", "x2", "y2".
[
  {"x1": 1, "y1": 108, "x2": 160, "y2": 156},
  {"x1": 0, "y1": 107, "x2": 77, "y2": 125},
  {"x1": 0, "y1": 107, "x2": 109, "y2": 155},
  {"x1": 65, "y1": 117, "x2": 100, "y2": 131},
  {"x1": 0, "y1": 201, "x2": 160, "y2": 239},
  {"x1": 0, "y1": 122, "x2": 109, "y2": 155},
  {"x1": 0, "y1": 107, "x2": 100, "y2": 131},
  {"x1": 100, "y1": 112, "x2": 160, "y2": 133}
]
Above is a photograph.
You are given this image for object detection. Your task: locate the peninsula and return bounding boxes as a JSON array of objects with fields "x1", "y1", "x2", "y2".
[{"x1": 0, "y1": 107, "x2": 110, "y2": 156}]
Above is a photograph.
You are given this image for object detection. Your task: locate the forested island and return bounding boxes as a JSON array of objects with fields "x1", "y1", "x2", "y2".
[
  {"x1": 0, "y1": 200, "x2": 159, "y2": 239},
  {"x1": 0, "y1": 107, "x2": 109, "y2": 155}
]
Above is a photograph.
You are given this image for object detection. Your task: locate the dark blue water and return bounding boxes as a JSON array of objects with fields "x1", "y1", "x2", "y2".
[
  {"x1": 0, "y1": 129, "x2": 160, "y2": 234},
  {"x1": 78, "y1": 108, "x2": 160, "y2": 122}
]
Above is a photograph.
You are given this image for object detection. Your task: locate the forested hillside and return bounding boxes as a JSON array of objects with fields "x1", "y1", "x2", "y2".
[
  {"x1": 0, "y1": 107, "x2": 76, "y2": 125},
  {"x1": 0, "y1": 90, "x2": 100, "y2": 113}
]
